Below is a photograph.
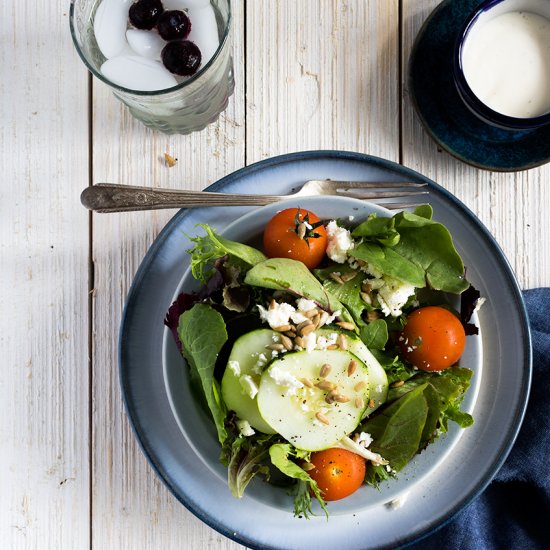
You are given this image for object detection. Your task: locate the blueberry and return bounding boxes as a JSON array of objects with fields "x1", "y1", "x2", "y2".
[
  {"x1": 161, "y1": 41, "x2": 202, "y2": 76},
  {"x1": 157, "y1": 10, "x2": 191, "y2": 41},
  {"x1": 128, "y1": 0, "x2": 164, "y2": 30}
]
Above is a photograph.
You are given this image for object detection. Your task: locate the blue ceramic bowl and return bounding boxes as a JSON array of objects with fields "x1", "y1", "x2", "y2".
[{"x1": 453, "y1": 0, "x2": 550, "y2": 130}]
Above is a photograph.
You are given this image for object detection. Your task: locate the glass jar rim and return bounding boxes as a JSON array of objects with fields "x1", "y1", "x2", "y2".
[{"x1": 69, "y1": 0, "x2": 232, "y2": 97}]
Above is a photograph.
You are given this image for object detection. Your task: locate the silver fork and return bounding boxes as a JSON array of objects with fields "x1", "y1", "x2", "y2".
[{"x1": 80, "y1": 180, "x2": 429, "y2": 213}]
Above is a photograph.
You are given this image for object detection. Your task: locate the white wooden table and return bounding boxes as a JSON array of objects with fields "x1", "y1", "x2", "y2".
[{"x1": 3, "y1": 1, "x2": 549, "y2": 548}]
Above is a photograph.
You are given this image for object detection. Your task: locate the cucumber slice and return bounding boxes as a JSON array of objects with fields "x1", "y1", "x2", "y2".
[
  {"x1": 316, "y1": 328, "x2": 388, "y2": 417},
  {"x1": 221, "y1": 329, "x2": 278, "y2": 434},
  {"x1": 257, "y1": 349, "x2": 371, "y2": 451}
]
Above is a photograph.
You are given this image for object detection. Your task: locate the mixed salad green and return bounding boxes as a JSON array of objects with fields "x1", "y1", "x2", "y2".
[{"x1": 164, "y1": 205, "x2": 479, "y2": 517}]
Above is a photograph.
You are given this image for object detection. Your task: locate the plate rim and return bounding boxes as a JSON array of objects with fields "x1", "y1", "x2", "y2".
[{"x1": 118, "y1": 150, "x2": 532, "y2": 549}]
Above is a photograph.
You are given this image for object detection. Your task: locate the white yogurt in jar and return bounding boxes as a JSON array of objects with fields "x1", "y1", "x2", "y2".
[{"x1": 461, "y1": 9, "x2": 550, "y2": 118}]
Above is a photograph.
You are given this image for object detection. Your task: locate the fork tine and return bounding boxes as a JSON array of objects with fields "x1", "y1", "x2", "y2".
[
  {"x1": 310, "y1": 180, "x2": 428, "y2": 190},
  {"x1": 335, "y1": 190, "x2": 430, "y2": 200},
  {"x1": 380, "y1": 202, "x2": 429, "y2": 210}
]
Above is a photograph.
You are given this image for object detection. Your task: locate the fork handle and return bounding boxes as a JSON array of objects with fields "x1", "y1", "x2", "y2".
[{"x1": 80, "y1": 183, "x2": 282, "y2": 213}]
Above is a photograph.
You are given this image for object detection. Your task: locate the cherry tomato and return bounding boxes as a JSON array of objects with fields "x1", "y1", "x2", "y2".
[
  {"x1": 307, "y1": 448, "x2": 366, "y2": 501},
  {"x1": 399, "y1": 306, "x2": 466, "y2": 371},
  {"x1": 263, "y1": 208, "x2": 327, "y2": 269}
]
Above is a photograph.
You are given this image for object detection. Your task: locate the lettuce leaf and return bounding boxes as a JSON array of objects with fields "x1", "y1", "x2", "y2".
[
  {"x1": 177, "y1": 303, "x2": 228, "y2": 444},
  {"x1": 269, "y1": 443, "x2": 328, "y2": 519},
  {"x1": 187, "y1": 224, "x2": 267, "y2": 283},
  {"x1": 220, "y1": 429, "x2": 274, "y2": 498}
]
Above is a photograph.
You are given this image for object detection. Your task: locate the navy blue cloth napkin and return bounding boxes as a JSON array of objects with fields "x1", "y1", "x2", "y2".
[{"x1": 408, "y1": 288, "x2": 550, "y2": 549}]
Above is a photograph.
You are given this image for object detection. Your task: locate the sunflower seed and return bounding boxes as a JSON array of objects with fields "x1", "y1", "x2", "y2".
[
  {"x1": 391, "y1": 380, "x2": 405, "y2": 388},
  {"x1": 280, "y1": 334, "x2": 293, "y2": 351},
  {"x1": 329, "y1": 272, "x2": 345, "y2": 284},
  {"x1": 294, "y1": 336, "x2": 305, "y2": 348},
  {"x1": 266, "y1": 343, "x2": 285, "y2": 351},
  {"x1": 337, "y1": 333, "x2": 348, "y2": 351},
  {"x1": 315, "y1": 412, "x2": 330, "y2": 425},
  {"x1": 319, "y1": 363, "x2": 332, "y2": 378},
  {"x1": 316, "y1": 380, "x2": 336, "y2": 391},
  {"x1": 367, "y1": 310, "x2": 380, "y2": 321},
  {"x1": 347, "y1": 360, "x2": 357, "y2": 376},
  {"x1": 325, "y1": 390, "x2": 338, "y2": 404},
  {"x1": 334, "y1": 394, "x2": 350, "y2": 403},
  {"x1": 296, "y1": 320, "x2": 313, "y2": 332},
  {"x1": 355, "y1": 397, "x2": 365, "y2": 409},
  {"x1": 301, "y1": 377, "x2": 314, "y2": 388},
  {"x1": 360, "y1": 292, "x2": 372, "y2": 304},
  {"x1": 297, "y1": 222, "x2": 307, "y2": 239},
  {"x1": 340, "y1": 271, "x2": 358, "y2": 282},
  {"x1": 354, "y1": 381, "x2": 366, "y2": 391},
  {"x1": 302, "y1": 461, "x2": 315, "y2": 471},
  {"x1": 369, "y1": 398, "x2": 375, "y2": 408},
  {"x1": 273, "y1": 324, "x2": 293, "y2": 332},
  {"x1": 336, "y1": 321, "x2": 355, "y2": 331},
  {"x1": 326, "y1": 344, "x2": 339, "y2": 350},
  {"x1": 318, "y1": 311, "x2": 330, "y2": 327},
  {"x1": 300, "y1": 323, "x2": 316, "y2": 336},
  {"x1": 304, "y1": 309, "x2": 319, "y2": 319}
]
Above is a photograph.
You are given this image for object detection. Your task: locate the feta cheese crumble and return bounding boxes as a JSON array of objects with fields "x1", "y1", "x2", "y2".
[
  {"x1": 239, "y1": 374, "x2": 259, "y2": 399},
  {"x1": 356, "y1": 431, "x2": 374, "y2": 448},
  {"x1": 257, "y1": 302, "x2": 295, "y2": 328},
  {"x1": 269, "y1": 366, "x2": 304, "y2": 395},
  {"x1": 296, "y1": 298, "x2": 317, "y2": 312},
  {"x1": 326, "y1": 220, "x2": 354, "y2": 263},
  {"x1": 236, "y1": 419, "x2": 255, "y2": 437},
  {"x1": 228, "y1": 360, "x2": 241, "y2": 376},
  {"x1": 377, "y1": 277, "x2": 415, "y2": 317}
]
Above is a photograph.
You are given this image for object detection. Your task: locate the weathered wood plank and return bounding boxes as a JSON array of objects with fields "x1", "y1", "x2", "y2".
[
  {"x1": 246, "y1": 0, "x2": 400, "y2": 164},
  {"x1": 0, "y1": 2, "x2": 90, "y2": 549},
  {"x1": 90, "y1": 0, "x2": 246, "y2": 548}
]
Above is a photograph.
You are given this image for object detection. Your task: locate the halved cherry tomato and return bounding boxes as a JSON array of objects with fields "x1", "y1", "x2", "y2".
[
  {"x1": 263, "y1": 208, "x2": 327, "y2": 269},
  {"x1": 399, "y1": 306, "x2": 466, "y2": 371},
  {"x1": 307, "y1": 448, "x2": 366, "y2": 501}
]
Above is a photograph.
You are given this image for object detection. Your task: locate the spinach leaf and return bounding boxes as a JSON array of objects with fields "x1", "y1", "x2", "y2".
[
  {"x1": 349, "y1": 206, "x2": 469, "y2": 294},
  {"x1": 349, "y1": 242, "x2": 426, "y2": 287},
  {"x1": 178, "y1": 303, "x2": 228, "y2": 444},
  {"x1": 392, "y1": 210, "x2": 468, "y2": 293},
  {"x1": 386, "y1": 367, "x2": 474, "y2": 437},
  {"x1": 363, "y1": 366, "x2": 474, "y2": 486},
  {"x1": 359, "y1": 319, "x2": 389, "y2": 350},
  {"x1": 362, "y1": 384, "x2": 429, "y2": 472},
  {"x1": 352, "y1": 214, "x2": 400, "y2": 246}
]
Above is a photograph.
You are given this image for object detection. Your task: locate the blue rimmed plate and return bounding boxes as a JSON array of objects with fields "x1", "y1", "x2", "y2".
[{"x1": 119, "y1": 151, "x2": 531, "y2": 549}]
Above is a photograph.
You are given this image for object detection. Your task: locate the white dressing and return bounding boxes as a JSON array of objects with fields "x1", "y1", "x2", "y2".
[{"x1": 462, "y1": 10, "x2": 550, "y2": 118}]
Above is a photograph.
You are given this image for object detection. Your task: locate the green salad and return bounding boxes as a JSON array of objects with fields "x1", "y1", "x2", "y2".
[{"x1": 164, "y1": 205, "x2": 479, "y2": 517}]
